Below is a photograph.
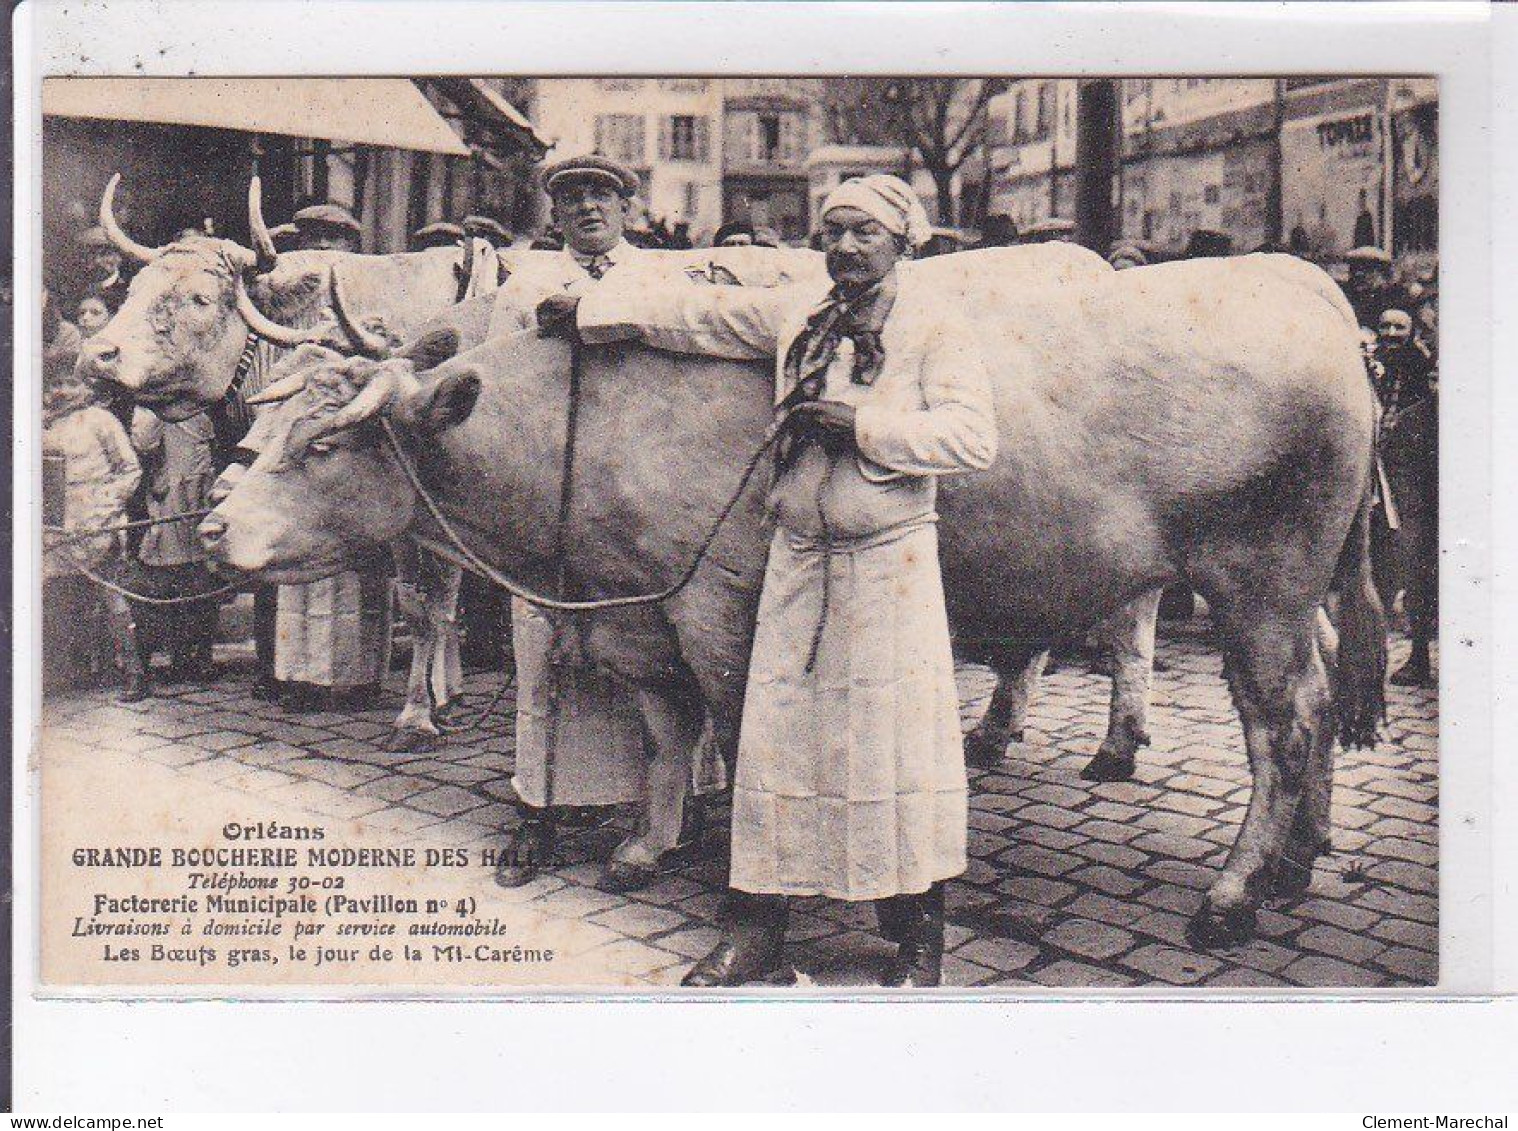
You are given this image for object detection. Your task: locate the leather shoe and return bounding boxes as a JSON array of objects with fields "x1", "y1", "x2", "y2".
[
  {"x1": 682, "y1": 894, "x2": 791, "y2": 987},
  {"x1": 879, "y1": 883, "x2": 946, "y2": 988},
  {"x1": 494, "y1": 814, "x2": 555, "y2": 888},
  {"x1": 596, "y1": 858, "x2": 657, "y2": 894}
]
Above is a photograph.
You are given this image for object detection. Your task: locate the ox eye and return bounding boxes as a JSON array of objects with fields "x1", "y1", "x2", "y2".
[
  {"x1": 307, "y1": 439, "x2": 335, "y2": 456},
  {"x1": 190, "y1": 293, "x2": 213, "y2": 307}
]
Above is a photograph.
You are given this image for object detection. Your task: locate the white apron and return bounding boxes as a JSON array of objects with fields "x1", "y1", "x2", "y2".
[
  {"x1": 274, "y1": 571, "x2": 393, "y2": 689},
  {"x1": 730, "y1": 511, "x2": 968, "y2": 901},
  {"x1": 509, "y1": 600, "x2": 650, "y2": 808}
]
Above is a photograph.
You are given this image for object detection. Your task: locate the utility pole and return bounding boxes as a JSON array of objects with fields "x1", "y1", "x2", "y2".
[
  {"x1": 1266, "y1": 79, "x2": 1285, "y2": 247},
  {"x1": 1073, "y1": 79, "x2": 1120, "y2": 253}
]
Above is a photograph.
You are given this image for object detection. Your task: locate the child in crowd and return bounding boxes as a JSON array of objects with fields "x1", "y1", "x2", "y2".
[{"x1": 42, "y1": 363, "x2": 146, "y2": 701}]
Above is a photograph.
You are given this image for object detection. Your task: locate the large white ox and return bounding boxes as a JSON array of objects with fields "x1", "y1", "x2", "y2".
[{"x1": 201, "y1": 248, "x2": 1387, "y2": 947}]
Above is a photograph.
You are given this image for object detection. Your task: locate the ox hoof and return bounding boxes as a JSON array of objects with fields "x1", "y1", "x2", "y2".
[
  {"x1": 432, "y1": 697, "x2": 465, "y2": 726},
  {"x1": 1185, "y1": 903, "x2": 1258, "y2": 950},
  {"x1": 1272, "y1": 840, "x2": 1330, "y2": 897},
  {"x1": 1080, "y1": 748, "x2": 1137, "y2": 782},
  {"x1": 1272, "y1": 856, "x2": 1316, "y2": 898},
  {"x1": 964, "y1": 731, "x2": 1010, "y2": 769},
  {"x1": 384, "y1": 727, "x2": 440, "y2": 753}
]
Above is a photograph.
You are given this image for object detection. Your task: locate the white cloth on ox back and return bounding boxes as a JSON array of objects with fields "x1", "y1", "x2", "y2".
[{"x1": 578, "y1": 268, "x2": 997, "y2": 899}]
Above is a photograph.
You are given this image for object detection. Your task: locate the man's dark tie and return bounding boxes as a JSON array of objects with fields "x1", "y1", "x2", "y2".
[{"x1": 585, "y1": 255, "x2": 612, "y2": 280}]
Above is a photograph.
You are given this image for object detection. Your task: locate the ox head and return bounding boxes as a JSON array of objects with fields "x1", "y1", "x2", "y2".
[
  {"x1": 77, "y1": 175, "x2": 361, "y2": 421},
  {"x1": 198, "y1": 295, "x2": 477, "y2": 583}
]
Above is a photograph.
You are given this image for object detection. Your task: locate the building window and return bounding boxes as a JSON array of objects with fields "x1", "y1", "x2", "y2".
[
  {"x1": 1012, "y1": 91, "x2": 1028, "y2": 142},
  {"x1": 599, "y1": 78, "x2": 645, "y2": 92},
  {"x1": 759, "y1": 114, "x2": 782, "y2": 161},
  {"x1": 662, "y1": 114, "x2": 710, "y2": 162},
  {"x1": 684, "y1": 181, "x2": 701, "y2": 217},
  {"x1": 659, "y1": 78, "x2": 708, "y2": 93},
  {"x1": 1036, "y1": 83, "x2": 1053, "y2": 140},
  {"x1": 595, "y1": 114, "x2": 646, "y2": 166},
  {"x1": 1204, "y1": 185, "x2": 1221, "y2": 205}
]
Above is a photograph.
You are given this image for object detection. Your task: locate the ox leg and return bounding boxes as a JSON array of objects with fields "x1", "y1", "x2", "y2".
[
  {"x1": 428, "y1": 562, "x2": 466, "y2": 724},
  {"x1": 387, "y1": 567, "x2": 442, "y2": 752},
  {"x1": 964, "y1": 648, "x2": 1047, "y2": 769},
  {"x1": 599, "y1": 682, "x2": 702, "y2": 893},
  {"x1": 1083, "y1": 590, "x2": 1160, "y2": 782},
  {"x1": 1189, "y1": 609, "x2": 1333, "y2": 948},
  {"x1": 1274, "y1": 609, "x2": 1340, "y2": 897}
]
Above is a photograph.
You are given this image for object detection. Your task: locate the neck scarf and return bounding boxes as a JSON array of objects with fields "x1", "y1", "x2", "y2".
[
  {"x1": 774, "y1": 273, "x2": 898, "y2": 477},
  {"x1": 780, "y1": 272, "x2": 898, "y2": 403}
]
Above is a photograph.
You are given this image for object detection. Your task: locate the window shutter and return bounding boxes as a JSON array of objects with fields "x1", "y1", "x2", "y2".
[
  {"x1": 780, "y1": 114, "x2": 801, "y2": 162},
  {"x1": 631, "y1": 116, "x2": 647, "y2": 165},
  {"x1": 695, "y1": 117, "x2": 710, "y2": 162},
  {"x1": 743, "y1": 113, "x2": 759, "y2": 163},
  {"x1": 658, "y1": 117, "x2": 672, "y2": 161}
]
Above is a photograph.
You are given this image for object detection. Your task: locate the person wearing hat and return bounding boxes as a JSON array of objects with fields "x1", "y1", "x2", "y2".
[
  {"x1": 267, "y1": 222, "x2": 301, "y2": 253},
  {"x1": 543, "y1": 173, "x2": 998, "y2": 987},
  {"x1": 73, "y1": 225, "x2": 130, "y2": 313},
  {"x1": 410, "y1": 220, "x2": 465, "y2": 252},
  {"x1": 482, "y1": 154, "x2": 666, "y2": 893},
  {"x1": 461, "y1": 214, "x2": 512, "y2": 249},
  {"x1": 713, "y1": 219, "x2": 757, "y2": 248},
  {"x1": 292, "y1": 202, "x2": 363, "y2": 253},
  {"x1": 1343, "y1": 245, "x2": 1407, "y2": 332},
  {"x1": 978, "y1": 213, "x2": 1020, "y2": 249},
  {"x1": 1107, "y1": 243, "x2": 1149, "y2": 271}
]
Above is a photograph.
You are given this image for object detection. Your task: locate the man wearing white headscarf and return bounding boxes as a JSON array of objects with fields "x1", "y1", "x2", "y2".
[{"x1": 538, "y1": 174, "x2": 998, "y2": 987}]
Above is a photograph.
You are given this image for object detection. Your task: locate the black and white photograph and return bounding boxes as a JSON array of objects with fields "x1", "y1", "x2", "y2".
[{"x1": 26, "y1": 67, "x2": 1450, "y2": 994}]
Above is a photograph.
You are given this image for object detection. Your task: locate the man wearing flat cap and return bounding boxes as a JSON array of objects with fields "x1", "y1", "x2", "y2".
[
  {"x1": 410, "y1": 220, "x2": 465, "y2": 252},
  {"x1": 461, "y1": 214, "x2": 513, "y2": 249},
  {"x1": 292, "y1": 202, "x2": 363, "y2": 253},
  {"x1": 486, "y1": 154, "x2": 663, "y2": 894},
  {"x1": 541, "y1": 174, "x2": 998, "y2": 987}
]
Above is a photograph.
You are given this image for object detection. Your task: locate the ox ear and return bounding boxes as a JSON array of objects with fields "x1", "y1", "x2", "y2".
[
  {"x1": 401, "y1": 368, "x2": 482, "y2": 435},
  {"x1": 399, "y1": 328, "x2": 461, "y2": 373}
]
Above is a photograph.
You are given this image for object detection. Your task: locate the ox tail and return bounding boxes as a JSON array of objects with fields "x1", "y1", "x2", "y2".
[{"x1": 1328, "y1": 476, "x2": 1388, "y2": 748}]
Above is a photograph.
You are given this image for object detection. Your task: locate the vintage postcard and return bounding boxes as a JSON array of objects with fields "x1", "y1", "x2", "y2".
[{"x1": 33, "y1": 70, "x2": 1442, "y2": 995}]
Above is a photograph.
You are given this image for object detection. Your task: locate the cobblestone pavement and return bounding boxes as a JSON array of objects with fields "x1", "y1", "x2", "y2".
[{"x1": 42, "y1": 617, "x2": 1438, "y2": 990}]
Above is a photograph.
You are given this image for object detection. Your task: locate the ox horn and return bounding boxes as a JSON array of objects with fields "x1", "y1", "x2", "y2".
[
  {"x1": 233, "y1": 269, "x2": 333, "y2": 349},
  {"x1": 244, "y1": 372, "x2": 310, "y2": 406},
  {"x1": 247, "y1": 176, "x2": 279, "y2": 274},
  {"x1": 312, "y1": 367, "x2": 405, "y2": 438},
  {"x1": 99, "y1": 174, "x2": 165, "y2": 263},
  {"x1": 328, "y1": 269, "x2": 393, "y2": 359}
]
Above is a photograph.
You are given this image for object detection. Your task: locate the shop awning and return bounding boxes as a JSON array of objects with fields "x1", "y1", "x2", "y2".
[
  {"x1": 42, "y1": 77, "x2": 470, "y2": 156},
  {"x1": 426, "y1": 78, "x2": 550, "y2": 158}
]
